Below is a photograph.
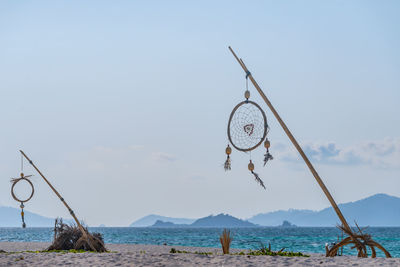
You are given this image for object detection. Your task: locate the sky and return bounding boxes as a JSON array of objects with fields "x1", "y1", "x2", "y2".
[{"x1": 0, "y1": 0, "x2": 399, "y2": 226}]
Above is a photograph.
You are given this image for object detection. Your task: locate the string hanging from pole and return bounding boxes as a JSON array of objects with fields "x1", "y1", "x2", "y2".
[
  {"x1": 224, "y1": 71, "x2": 273, "y2": 189},
  {"x1": 11, "y1": 154, "x2": 34, "y2": 228}
]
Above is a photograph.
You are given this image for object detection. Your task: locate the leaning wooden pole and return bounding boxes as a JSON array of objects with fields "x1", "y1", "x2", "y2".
[
  {"x1": 228, "y1": 47, "x2": 391, "y2": 258},
  {"x1": 228, "y1": 46, "x2": 352, "y2": 233},
  {"x1": 19, "y1": 150, "x2": 96, "y2": 251}
]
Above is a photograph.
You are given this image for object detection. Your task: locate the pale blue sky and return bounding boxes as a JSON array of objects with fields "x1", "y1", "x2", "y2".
[{"x1": 0, "y1": 1, "x2": 399, "y2": 226}]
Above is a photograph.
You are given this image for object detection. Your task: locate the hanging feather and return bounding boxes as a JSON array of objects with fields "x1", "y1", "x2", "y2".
[
  {"x1": 251, "y1": 171, "x2": 266, "y2": 189},
  {"x1": 21, "y1": 212, "x2": 26, "y2": 228},
  {"x1": 224, "y1": 156, "x2": 231, "y2": 171},
  {"x1": 20, "y1": 203, "x2": 26, "y2": 228},
  {"x1": 248, "y1": 160, "x2": 266, "y2": 189},
  {"x1": 263, "y1": 139, "x2": 273, "y2": 166},
  {"x1": 263, "y1": 151, "x2": 273, "y2": 166},
  {"x1": 224, "y1": 145, "x2": 232, "y2": 171}
]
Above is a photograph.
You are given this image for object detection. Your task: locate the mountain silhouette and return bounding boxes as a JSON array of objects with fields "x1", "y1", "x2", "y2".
[
  {"x1": 130, "y1": 214, "x2": 196, "y2": 227},
  {"x1": 0, "y1": 206, "x2": 57, "y2": 227},
  {"x1": 3, "y1": 193, "x2": 398, "y2": 227},
  {"x1": 248, "y1": 194, "x2": 400, "y2": 226},
  {"x1": 150, "y1": 213, "x2": 257, "y2": 228}
]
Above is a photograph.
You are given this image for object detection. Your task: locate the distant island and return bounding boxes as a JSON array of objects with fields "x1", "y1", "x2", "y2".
[
  {"x1": 1, "y1": 193, "x2": 400, "y2": 227},
  {"x1": 0, "y1": 206, "x2": 73, "y2": 227},
  {"x1": 279, "y1": 220, "x2": 297, "y2": 228},
  {"x1": 130, "y1": 194, "x2": 400, "y2": 227},
  {"x1": 151, "y1": 216, "x2": 299, "y2": 228},
  {"x1": 152, "y1": 220, "x2": 188, "y2": 228},
  {"x1": 248, "y1": 193, "x2": 400, "y2": 227},
  {"x1": 129, "y1": 215, "x2": 196, "y2": 227},
  {"x1": 150, "y1": 214, "x2": 257, "y2": 228}
]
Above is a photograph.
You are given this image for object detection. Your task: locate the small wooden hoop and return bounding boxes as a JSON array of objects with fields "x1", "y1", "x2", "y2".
[
  {"x1": 227, "y1": 100, "x2": 267, "y2": 152},
  {"x1": 11, "y1": 178, "x2": 34, "y2": 203}
]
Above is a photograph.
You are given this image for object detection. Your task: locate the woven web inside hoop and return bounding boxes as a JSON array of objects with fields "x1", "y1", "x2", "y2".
[{"x1": 228, "y1": 101, "x2": 267, "y2": 151}]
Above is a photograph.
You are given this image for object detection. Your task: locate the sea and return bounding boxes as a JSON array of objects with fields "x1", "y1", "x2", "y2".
[{"x1": 1, "y1": 227, "x2": 399, "y2": 258}]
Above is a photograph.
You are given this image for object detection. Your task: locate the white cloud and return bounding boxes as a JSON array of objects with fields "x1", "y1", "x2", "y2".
[
  {"x1": 151, "y1": 152, "x2": 177, "y2": 162},
  {"x1": 276, "y1": 138, "x2": 400, "y2": 168},
  {"x1": 128, "y1": 145, "x2": 145, "y2": 151},
  {"x1": 188, "y1": 174, "x2": 206, "y2": 180}
]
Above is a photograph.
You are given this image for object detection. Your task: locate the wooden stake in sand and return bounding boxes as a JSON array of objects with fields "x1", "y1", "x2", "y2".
[
  {"x1": 228, "y1": 47, "x2": 391, "y2": 258},
  {"x1": 19, "y1": 150, "x2": 106, "y2": 252}
]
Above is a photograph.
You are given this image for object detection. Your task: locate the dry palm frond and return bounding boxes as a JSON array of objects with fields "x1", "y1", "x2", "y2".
[
  {"x1": 47, "y1": 218, "x2": 106, "y2": 252},
  {"x1": 220, "y1": 229, "x2": 232, "y2": 254}
]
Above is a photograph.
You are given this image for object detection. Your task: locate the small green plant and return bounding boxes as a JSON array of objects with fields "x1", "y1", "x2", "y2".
[
  {"x1": 7, "y1": 249, "x2": 114, "y2": 255},
  {"x1": 232, "y1": 243, "x2": 309, "y2": 258},
  {"x1": 169, "y1": 248, "x2": 189, "y2": 254},
  {"x1": 44, "y1": 249, "x2": 89, "y2": 253},
  {"x1": 169, "y1": 248, "x2": 212, "y2": 255},
  {"x1": 246, "y1": 243, "x2": 309, "y2": 257},
  {"x1": 15, "y1": 256, "x2": 24, "y2": 261},
  {"x1": 194, "y1": 251, "x2": 213, "y2": 255}
]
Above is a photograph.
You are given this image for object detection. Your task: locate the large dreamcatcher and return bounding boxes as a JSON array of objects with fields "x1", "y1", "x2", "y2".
[
  {"x1": 224, "y1": 75, "x2": 273, "y2": 189},
  {"x1": 10, "y1": 155, "x2": 34, "y2": 228}
]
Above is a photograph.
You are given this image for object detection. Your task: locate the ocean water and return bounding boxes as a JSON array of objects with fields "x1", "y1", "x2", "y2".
[{"x1": 1, "y1": 227, "x2": 399, "y2": 258}]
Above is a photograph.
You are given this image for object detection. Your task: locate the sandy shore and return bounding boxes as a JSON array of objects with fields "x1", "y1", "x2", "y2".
[{"x1": 1, "y1": 242, "x2": 399, "y2": 266}]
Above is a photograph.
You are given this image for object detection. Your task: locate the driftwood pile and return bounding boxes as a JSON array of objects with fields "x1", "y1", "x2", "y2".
[
  {"x1": 326, "y1": 223, "x2": 391, "y2": 258},
  {"x1": 47, "y1": 218, "x2": 106, "y2": 252}
]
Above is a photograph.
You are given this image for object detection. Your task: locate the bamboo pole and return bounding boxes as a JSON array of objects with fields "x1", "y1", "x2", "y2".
[
  {"x1": 19, "y1": 150, "x2": 96, "y2": 251},
  {"x1": 228, "y1": 47, "x2": 352, "y2": 233}
]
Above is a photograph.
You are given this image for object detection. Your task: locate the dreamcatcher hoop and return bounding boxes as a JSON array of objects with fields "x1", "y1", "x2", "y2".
[
  {"x1": 227, "y1": 100, "x2": 268, "y2": 152},
  {"x1": 11, "y1": 177, "x2": 34, "y2": 203},
  {"x1": 11, "y1": 154, "x2": 35, "y2": 228}
]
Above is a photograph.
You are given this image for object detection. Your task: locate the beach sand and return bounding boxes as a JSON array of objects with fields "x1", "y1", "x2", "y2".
[{"x1": 0, "y1": 242, "x2": 399, "y2": 266}]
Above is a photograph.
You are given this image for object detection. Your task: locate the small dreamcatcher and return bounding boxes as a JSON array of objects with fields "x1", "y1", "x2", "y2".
[
  {"x1": 224, "y1": 74, "x2": 273, "y2": 189},
  {"x1": 10, "y1": 155, "x2": 34, "y2": 228}
]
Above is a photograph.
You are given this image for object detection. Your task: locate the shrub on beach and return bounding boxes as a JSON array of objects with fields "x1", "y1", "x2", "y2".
[
  {"x1": 169, "y1": 248, "x2": 212, "y2": 255},
  {"x1": 47, "y1": 218, "x2": 106, "y2": 252},
  {"x1": 220, "y1": 229, "x2": 232, "y2": 254},
  {"x1": 245, "y1": 243, "x2": 309, "y2": 257}
]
